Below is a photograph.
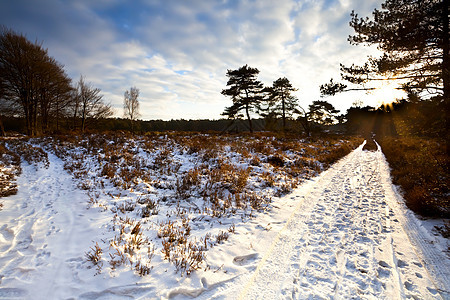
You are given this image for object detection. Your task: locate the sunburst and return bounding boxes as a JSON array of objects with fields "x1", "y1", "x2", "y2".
[{"x1": 372, "y1": 80, "x2": 406, "y2": 108}]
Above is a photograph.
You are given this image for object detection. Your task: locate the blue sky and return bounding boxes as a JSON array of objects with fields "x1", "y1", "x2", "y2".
[{"x1": 0, "y1": 0, "x2": 404, "y2": 120}]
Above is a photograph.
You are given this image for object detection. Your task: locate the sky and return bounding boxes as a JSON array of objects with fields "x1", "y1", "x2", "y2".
[{"x1": 0, "y1": 0, "x2": 406, "y2": 121}]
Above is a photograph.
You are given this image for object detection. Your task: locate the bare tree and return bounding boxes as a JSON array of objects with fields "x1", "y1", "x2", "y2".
[
  {"x1": 0, "y1": 27, "x2": 72, "y2": 135},
  {"x1": 123, "y1": 86, "x2": 140, "y2": 131},
  {"x1": 37, "y1": 57, "x2": 73, "y2": 133},
  {"x1": 75, "y1": 76, "x2": 113, "y2": 133}
]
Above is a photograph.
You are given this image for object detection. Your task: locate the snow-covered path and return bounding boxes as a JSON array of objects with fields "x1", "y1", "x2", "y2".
[
  {"x1": 202, "y1": 144, "x2": 450, "y2": 299},
  {"x1": 0, "y1": 153, "x2": 102, "y2": 299},
  {"x1": 0, "y1": 143, "x2": 448, "y2": 299}
]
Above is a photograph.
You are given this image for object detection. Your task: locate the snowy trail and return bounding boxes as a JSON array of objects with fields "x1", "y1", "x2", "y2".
[
  {"x1": 200, "y1": 144, "x2": 449, "y2": 299},
  {"x1": 0, "y1": 152, "x2": 98, "y2": 299},
  {"x1": 0, "y1": 142, "x2": 448, "y2": 300}
]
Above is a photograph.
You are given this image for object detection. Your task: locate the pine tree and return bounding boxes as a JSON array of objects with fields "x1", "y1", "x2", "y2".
[
  {"x1": 308, "y1": 100, "x2": 340, "y2": 126},
  {"x1": 269, "y1": 77, "x2": 299, "y2": 131},
  {"x1": 321, "y1": 0, "x2": 449, "y2": 138},
  {"x1": 342, "y1": 0, "x2": 449, "y2": 101},
  {"x1": 221, "y1": 65, "x2": 265, "y2": 133}
]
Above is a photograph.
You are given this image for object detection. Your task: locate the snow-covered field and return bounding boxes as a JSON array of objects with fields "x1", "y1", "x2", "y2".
[{"x1": 0, "y1": 134, "x2": 448, "y2": 299}]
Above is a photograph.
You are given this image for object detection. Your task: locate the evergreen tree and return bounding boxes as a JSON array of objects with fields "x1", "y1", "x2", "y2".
[
  {"x1": 221, "y1": 65, "x2": 265, "y2": 133},
  {"x1": 295, "y1": 100, "x2": 340, "y2": 136},
  {"x1": 342, "y1": 0, "x2": 449, "y2": 99},
  {"x1": 308, "y1": 100, "x2": 340, "y2": 126},
  {"x1": 320, "y1": 0, "x2": 449, "y2": 140},
  {"x1": 321, "y1": 0, "x2": 449, "y2": 133},
  {"x1": 269, "y1": 77, "x2": 299, "y2": 131}
]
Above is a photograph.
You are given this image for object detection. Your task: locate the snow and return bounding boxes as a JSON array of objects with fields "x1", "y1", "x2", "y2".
[
  {"x1": 195, "y1": 143, "x2": 449, "y2": 299},
  {"x1": 0, "y1": 138, "x2": 449, "y2": 299}
]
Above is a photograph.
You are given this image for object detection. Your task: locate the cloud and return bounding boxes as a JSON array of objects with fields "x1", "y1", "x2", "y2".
[{"x1": 0, "y1": 0, "x2": 389, "y2": 120}]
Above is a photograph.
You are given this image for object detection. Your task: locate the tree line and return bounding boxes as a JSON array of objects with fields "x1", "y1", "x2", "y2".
[
  {"x1": 0, "y1": 27, "x2": 143, "y2": 136},
  {"x1": 0, "y1": 23, "x2": 341, "y2": 137}
]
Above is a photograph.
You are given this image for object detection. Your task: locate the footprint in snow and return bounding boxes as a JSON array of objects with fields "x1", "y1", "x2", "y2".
[
  {"x1": 397, "y1": 259, "x2": 408, "y2": 268},
  {"x1": 404, "y1": 281, "x2": 414, "y2": 291},
  {"x1": 377, "y1": 267, "x2": 391, "y2": 278},
  {"x1": 15, "y1": 235, "x2": 33, "y2": 249},
  {"x1": 232, "y1": 253, "x2": 259, "y2": 266},
  {"x1": 35, "y1": 250, "x2": 51, "y2": 265},
  {"x1": 0, "y1": 225, "x2": 14, "y2": 241},
  {"x1": 378, "y1": 260, "x2": 390, "y2": 268},
  {"x1": 413, "y1": 261, "x2": 423, "y2": 268}
]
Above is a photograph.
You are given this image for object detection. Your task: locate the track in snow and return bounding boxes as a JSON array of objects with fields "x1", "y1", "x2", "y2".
[
  {"x1": 1, "y1": 143, "x2": 448, "y2": 300},
  {"x1": 0, "y1": 152, "x2": 95, "y2": 299},
  {"x1": 202, "y1": 143, "x2": 449, "y2": 299}
]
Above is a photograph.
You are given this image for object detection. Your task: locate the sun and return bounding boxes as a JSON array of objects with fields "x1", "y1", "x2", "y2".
[{"x1": 372, "y1": 80, "x2": 406, "y2": 108}]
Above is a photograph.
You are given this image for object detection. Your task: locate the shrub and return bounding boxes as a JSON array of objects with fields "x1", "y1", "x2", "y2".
[
  {"x1": 86, "y1": 242, "x2": 103, "y2": 274},
  {"x1": 379, "y1": 137, "x2": 448, "y2": 218},
  {"x1": 267, "y1": 155, "x2": 284, "y2": 167},
  {"x1": 0, "y1": 142, "x2": 22, "y2": 197}
]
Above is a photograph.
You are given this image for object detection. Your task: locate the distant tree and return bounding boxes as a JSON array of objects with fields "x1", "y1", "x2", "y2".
[
  {"x1": 123, "y1": 86, "x2": 140, "y2": 131},
  {"x1": 308, "y1": 100, "x2": 340, "y2": 125},
  {"x1": 345, "y1": 105, "x2": 376, "y2": 135},
  {"x1": 74, "y1": 76, "x2": 113, "y2": 133},
  {"x1": 221, "y1": 65, "x2": 265, "y2": 133},
  {"x1": 296, "y1": 106, "x2": 312, "y2": 136},
  {"x1": 0, "y1": 27, "x2": 72, "y2": 135},
  {"x1": 266, "y1": 77, "x2": 299, "y2": 131},
  {"x1": 297, "y1": 100, "x2": 340, "y2": 136}
]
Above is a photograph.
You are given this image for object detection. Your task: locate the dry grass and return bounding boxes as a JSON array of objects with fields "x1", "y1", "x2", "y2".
[
  {"x1": 379, "y1": 137, "x2": 449, "y2": 218},
  {"x1": 7, "y1": 139, "x2": 49, "y2": 168},
  {"x1": 0, "y1": 141, "x2": 21, "y2": 197},
  {"x1": 41, "y1": 132, "x2": 363, "y2": 276},
  {"x1": 1, "y1": 138, "x2": 52, "y2": 198}
]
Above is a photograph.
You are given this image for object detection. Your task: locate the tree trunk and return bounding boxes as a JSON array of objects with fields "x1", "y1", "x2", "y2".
[
  {"x1": 72, "y1": 105, "x2": 78, "y2": 130},
  {"x1": 81, "y1": 115, "x2": 86, "y2": 134},
  {"x1": 32, "y1": 101, "x2": 38, "y2": 136},
  {"x1": 299, "y1": 116, "x2": 311, "y2": 137},
  {"x1": 282, "y1": 98, "x2": 286, "y2": 131},
  {"x1": 56, "y1": 99, "x2": 60, "y2": 132},
  {"x1": 443, "y1": 0, "x2": 450, "y2": 101},
  {"x1": 0, "y1": 116, "x2": 5, "y2": 136},
  {"x1": 81, "y1": 105, "x2": 87, "y2": 134},
  {"x1": 245, "y1": 103, "x2": 253, "y2": 133},
  {"x1": 442, "y1": 0, "x2": 450, "y2": 154}
]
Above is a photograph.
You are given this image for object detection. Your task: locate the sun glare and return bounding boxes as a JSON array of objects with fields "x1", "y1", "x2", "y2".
[{"x1": 372, "y1": 80, "x2": 406, "y2": 108}]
